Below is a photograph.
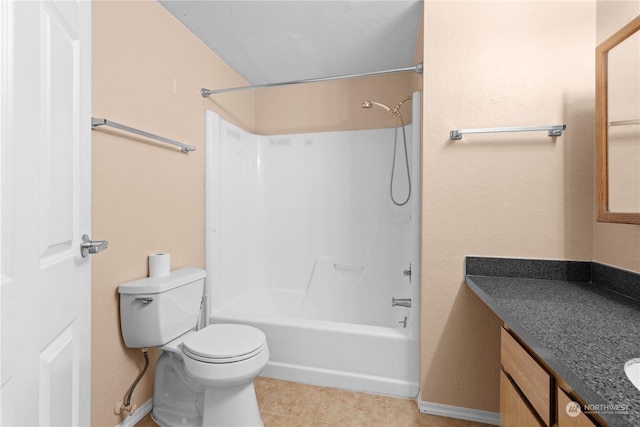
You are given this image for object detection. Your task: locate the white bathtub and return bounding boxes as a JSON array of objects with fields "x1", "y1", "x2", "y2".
[
  {"x1": 211, "y1": 286, "x2": 419, "y2": 398},
  {"x1": 209, "y1": 220, "x2": 420, "y2": 398},
  {"x1": 204, "y1": 92, "x2": 421, "y2": 399}
]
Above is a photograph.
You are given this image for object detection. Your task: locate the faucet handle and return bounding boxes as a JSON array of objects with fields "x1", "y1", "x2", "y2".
[{"x1": 403, "y1": 263, "x2": 412, "y2": 283}]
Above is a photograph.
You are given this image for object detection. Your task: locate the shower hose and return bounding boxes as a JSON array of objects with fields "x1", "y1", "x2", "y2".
[{"x1": 390, "y1": 111, "x2": 411, "y2": 207}]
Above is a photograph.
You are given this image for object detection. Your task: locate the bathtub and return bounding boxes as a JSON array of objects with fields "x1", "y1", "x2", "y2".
[
  {"x1": 209, "y1": 218, "x2": 420, "y2": 398},
  {"x1": 204, "y1": 92, "x2": 421, "y2": 399},
  {"x1": 211, "y1": 286, "x2": 419, "y2": 398}
]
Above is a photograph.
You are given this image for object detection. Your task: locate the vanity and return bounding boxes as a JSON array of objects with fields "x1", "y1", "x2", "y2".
[
  {"x1": 466, "y1": 257, "x2": 640, "y2": 427},
  {"x1": 466, "y1": 13, "x2": 640, "y2": 426}
]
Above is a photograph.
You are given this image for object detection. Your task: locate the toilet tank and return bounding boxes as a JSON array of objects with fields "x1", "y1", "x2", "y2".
[{"x1": 118, "y1": 267, "x2": 206, "y2": 348}]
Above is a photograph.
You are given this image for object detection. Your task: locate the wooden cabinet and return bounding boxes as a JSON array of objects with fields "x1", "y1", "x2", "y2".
[
  {"x1": 501, "y1": 327, "x2": 552, "y2": 425},
  {"x1": 500, "y1": 327, "x2": 602, "y2": 427},
  {"x1": 557, "y1": 387, "x2": 599, "y2": 427},
  {"x1": 500, "y1": 328, "x2": 553, "y2": 427},
  {"x1": 500, "y1": 370, "x2": 543, "y2": 427}
]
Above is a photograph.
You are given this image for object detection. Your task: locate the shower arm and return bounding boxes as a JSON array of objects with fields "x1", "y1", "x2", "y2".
[{"x1": 392, "y1": 97, "x2": 412, "y2": 116}]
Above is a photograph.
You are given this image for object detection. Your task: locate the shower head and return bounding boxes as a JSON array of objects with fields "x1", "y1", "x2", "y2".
[
  {"x1": 361, "y1": 100, "x2": 392, "y2": 113},
  {"x1": 362, "y1": 96, "x2": 413, "y2": 117}
]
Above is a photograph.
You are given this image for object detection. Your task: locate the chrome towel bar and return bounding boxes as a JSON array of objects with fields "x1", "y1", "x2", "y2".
[
  {"x1": 91, "y1": 117, "x2": 196, "y2": 153},
  {"x1": 450, "y1": 124, "x2": 566, "y2": 140},
  {"x1": 609, "y1": 119, "x2": 640, "y2": 127}
]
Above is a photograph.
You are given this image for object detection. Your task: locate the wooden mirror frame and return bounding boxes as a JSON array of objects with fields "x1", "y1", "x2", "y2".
[{"x1": 596, "y1": 15, "x2": 640, "y2": 224}]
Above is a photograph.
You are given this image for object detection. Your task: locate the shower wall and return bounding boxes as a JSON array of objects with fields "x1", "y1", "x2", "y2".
[{"x1": 206, "y1": 111, "x2": 416, "y2": 316}]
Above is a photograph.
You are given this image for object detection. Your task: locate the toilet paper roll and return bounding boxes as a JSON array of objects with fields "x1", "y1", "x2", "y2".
[{"x1": 149, "y1": 253, "x2": 170, "y2": 278}]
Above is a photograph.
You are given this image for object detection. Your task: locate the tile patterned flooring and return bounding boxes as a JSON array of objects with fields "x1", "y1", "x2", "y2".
[{"x1": 136, "y1": 377, "x2": 493, "y2": 427}]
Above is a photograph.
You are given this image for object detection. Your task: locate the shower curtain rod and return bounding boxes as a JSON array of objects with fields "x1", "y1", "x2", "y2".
[{"x1": 201, "y1": 63, "x2": 423, "y2": 97}]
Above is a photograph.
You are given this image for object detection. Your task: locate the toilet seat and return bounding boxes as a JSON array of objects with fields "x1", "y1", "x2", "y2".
[{"x1": 182, "y1": 324, "x2": 266, "y2": 364}]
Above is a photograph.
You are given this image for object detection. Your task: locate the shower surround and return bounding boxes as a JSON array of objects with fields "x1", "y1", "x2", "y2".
[{"x1": 204, "y1": 94, "x2": 420, "y2": 397}]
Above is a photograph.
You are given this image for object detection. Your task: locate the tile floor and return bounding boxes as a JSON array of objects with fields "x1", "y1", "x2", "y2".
[{"x1": 136, "y1": 377, "x2": 493, "y2": 427}]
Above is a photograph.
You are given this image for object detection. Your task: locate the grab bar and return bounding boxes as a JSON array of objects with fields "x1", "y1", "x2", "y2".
[
  {"x1": 91, "y1": 117, "x2": 196, "y2": 153},
  {"x1": 450, "y1": 124, "x2": 565, "y2": 140}
]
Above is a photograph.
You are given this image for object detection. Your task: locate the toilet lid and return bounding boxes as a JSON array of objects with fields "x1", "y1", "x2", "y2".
[{"x1": 182, "y1": 324, "x2": 266, "y2": 364}]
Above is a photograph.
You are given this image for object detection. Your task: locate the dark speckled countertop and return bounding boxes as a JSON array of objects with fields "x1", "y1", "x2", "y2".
[{"x1": 465, "y1": 257, "x2": 640, "y2": 427}]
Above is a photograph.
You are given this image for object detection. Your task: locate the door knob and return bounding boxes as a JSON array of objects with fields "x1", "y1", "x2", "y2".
[{"x1": 80, "y1": 234, "x2": 108, "y2": 258}]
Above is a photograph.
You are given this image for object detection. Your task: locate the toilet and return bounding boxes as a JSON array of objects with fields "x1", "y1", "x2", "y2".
[{"x1": 118, "y1": 267, "x2": 269, "y2": 427}]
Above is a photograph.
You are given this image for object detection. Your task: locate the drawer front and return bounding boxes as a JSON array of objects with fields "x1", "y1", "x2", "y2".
[
  {"x1": 501, "y1": 327, "x2": 552, "y2": 426},
  {"x1": 557, "y1": 387, "x2": 599, "y2": 427},
  {"x1": 501, "y1": 370, "x2": 544, "y2": 427}
]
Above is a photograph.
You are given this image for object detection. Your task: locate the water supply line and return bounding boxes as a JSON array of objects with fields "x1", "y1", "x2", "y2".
[
  {"x1": 361, "y1": 97, "x2": 412, "y2": 206},
  {"x1": 115, "y1": 348, "x2": 149, "y2": 416}
]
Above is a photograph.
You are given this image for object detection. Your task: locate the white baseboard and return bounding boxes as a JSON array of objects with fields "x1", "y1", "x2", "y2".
[
  {"x1": 116, "y1": 398, "x2": 153, "y2": 427},
  {"x1": 113, "y1": 392, "x2": 498, "y2": 426},
  {"x1": 419, "y1": 399, "x2": 500, "y2": 426}
]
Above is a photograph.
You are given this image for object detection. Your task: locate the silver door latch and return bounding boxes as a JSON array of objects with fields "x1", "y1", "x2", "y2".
[{"x1": 80, "y1": 234, "x2": 109, "y2": 258}]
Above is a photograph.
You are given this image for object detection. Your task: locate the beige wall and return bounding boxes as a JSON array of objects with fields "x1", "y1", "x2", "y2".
[
  {"x1": 91, "y1": 1, "x2": 254, "y2": 425},
  {"x1": 253, "y1": 73, "x2": 415, "y2": 135},
  {"x1": 91, "y1": 0, "x2": 640, "y2": 424},
  {"x1": 420, "y1": 1, "x2": 596, "y2": 412},
  {"x1": 592, "y1": 1, "x2": 640, "y2": 273}
]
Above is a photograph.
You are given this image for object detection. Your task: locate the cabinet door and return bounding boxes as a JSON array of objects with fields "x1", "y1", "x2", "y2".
[
  {"x1": 501, "y1": 370, "x2": 544, "y2": 427},
  {"x1": 557, "y1": 388, "x2": 599, "y2": 427},
  {"x1": 501, "y1": 327, "x2": 552, "y2": 425}
]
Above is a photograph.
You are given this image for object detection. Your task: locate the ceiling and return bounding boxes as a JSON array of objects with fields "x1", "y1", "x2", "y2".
[{"x1": 158, "y1": 1, "x2": 422, "y2": 86}]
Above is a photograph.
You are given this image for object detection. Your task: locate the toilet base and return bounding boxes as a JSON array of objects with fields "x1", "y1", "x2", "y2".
[
  {"x1": 152, "y1": 350, "x2": 264, "y2": 427},
  {"x1": 152, "y1": 352, "x2": 204, "y2": 427},
  {"x1": 202, "y1": 382, "x2": 263, "y2": 427}
]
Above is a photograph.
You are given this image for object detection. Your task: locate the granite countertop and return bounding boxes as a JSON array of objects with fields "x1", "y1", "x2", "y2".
[{"x1": 464, "y1": 257, "x2": 640, "y2": 427}]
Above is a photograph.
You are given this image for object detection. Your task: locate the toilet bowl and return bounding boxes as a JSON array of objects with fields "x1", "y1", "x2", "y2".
[
  {"x1": 118, "y1": 268, "x2": 269, "y2": 427},
  {"x1": 179, "y1": 324, "x2": 269, "y2": 387},
  {"x1": 156, "y1": 324, "x2": 269, "y2": 427}
]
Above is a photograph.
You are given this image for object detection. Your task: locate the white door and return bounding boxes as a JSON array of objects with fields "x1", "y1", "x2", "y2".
[{"x1": 1, "y1": 0, "x2": 92, "y2": 425}]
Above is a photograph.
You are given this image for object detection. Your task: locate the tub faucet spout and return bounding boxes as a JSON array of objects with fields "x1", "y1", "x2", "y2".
[{"x1": 391, "y1": 297, "x2": 411, "y2": 308}]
